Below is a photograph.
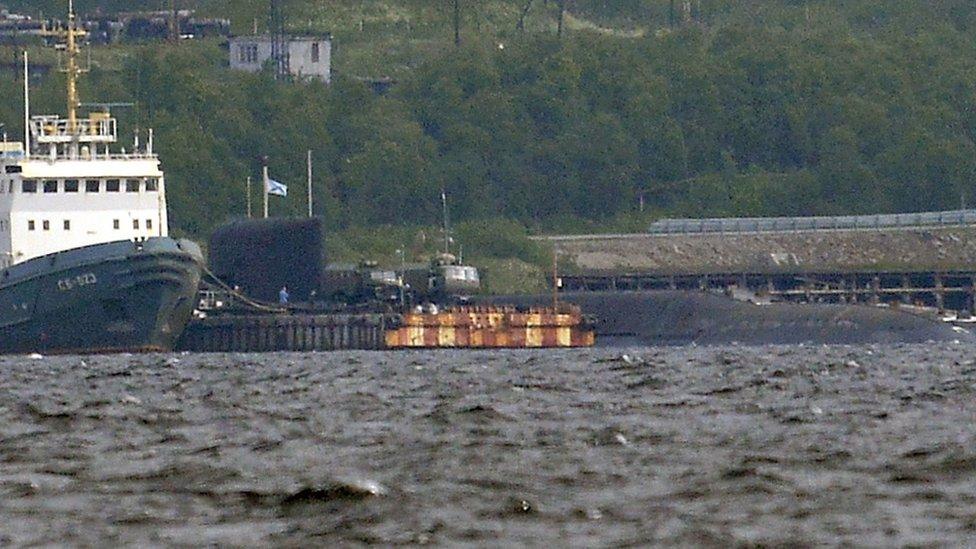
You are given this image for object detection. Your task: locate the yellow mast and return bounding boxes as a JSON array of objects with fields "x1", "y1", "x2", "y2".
[
  {"x1": 42, "y1": 1, "x2": 88, "y2": 133},
  {"x1": 65, "y1": 0, "x2": 85, "y2": 133}
]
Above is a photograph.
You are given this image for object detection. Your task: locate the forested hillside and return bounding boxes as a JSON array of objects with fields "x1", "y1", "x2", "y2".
[{"x1": 2, "y1": 1, "x2": 976, "y2": 242}]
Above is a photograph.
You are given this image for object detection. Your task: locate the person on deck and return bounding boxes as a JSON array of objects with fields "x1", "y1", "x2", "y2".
[{"x1": 279, "y1": 286, "x2": 289, "y2": 305}]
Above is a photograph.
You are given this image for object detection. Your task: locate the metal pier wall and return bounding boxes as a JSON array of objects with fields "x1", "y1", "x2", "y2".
[{"x1": 177, "y1": 314, "x2": 391, "y2": 352}]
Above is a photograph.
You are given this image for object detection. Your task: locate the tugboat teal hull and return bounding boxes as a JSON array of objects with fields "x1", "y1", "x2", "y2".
[{"x1": 0, "y1": 238, "x2": 203, "y2": 355}]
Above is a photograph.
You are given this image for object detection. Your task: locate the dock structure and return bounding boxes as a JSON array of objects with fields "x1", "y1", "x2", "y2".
[
  {"x1": 540, "y1": 223, "x2": 976, "y2": 314},
  {"x1": 557, "y1": 270, "x2": 976, "y2": 314},
  {"x1": 177, "y1": 306, "x2": 596, "y2": 352},
  {"x1": 177, "y1": 314, "x2": 390, "y2": 352}
]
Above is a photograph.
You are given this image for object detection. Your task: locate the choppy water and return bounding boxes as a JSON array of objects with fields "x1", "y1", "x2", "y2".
[{"x1": 1, "y1": 344, "x2": 976, "y2": 546}]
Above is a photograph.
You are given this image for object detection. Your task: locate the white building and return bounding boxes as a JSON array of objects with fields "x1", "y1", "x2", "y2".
[{"x1": 228, "y1": 35, "x2": 332, "y2": 83}]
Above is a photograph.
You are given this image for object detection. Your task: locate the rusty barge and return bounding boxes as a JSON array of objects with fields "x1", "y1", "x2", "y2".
[
  {"x1": 386, "y1": 305, "x2": 595, "y2": 349},
  {"x1": 177, "y1": 305, "x2": 595, "y2": 352}
]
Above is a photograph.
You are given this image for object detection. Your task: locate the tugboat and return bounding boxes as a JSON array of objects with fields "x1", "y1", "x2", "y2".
[{"x1": 0, "y1": 2, "x2": 203, "y2": 354}]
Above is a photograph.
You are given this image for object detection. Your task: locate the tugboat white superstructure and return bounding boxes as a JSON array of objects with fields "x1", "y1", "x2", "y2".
[{"x1": 0, "y1": 1, "x2": 202, "y2": 354}]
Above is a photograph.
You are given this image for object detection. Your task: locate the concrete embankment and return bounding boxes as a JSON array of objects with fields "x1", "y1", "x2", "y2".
[
  {"x1": 542, "y1": 227, "x2": 976, "y2": 275},
  {"x1": 479, "y1": 291, "x2": 971, "y2": 346}
]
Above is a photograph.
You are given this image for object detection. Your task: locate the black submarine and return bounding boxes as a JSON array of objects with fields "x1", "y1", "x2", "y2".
[
  {"x1": 477, "y1": 291, "x2": 971, "y2": 346},
  {"x1": 199, "y1": 217, "x2": 970, "y2": 347}
]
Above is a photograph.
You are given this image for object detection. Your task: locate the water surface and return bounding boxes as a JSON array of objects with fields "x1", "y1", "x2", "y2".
[{"x1": 1, "y1": 345, "x2": 975, "y2": 545}]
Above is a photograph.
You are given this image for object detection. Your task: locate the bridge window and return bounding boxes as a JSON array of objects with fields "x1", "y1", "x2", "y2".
[
  {"x1": 113, "y1": 219, "x2": 119, "y2": 230},
  {"x1": 146, "y1": 179, "x2": 158, "y2": 192},
  {"x1": 106, "y1": 179, "x2": 120, "y2": 192},
  {"x1": 126, "y1": 179, "x2": 140, "y2": 193},
  {"x1": 43, "y1": 180, "x2": 57, "y2": 193},
  {"x1": 133, "y1": 219, "x2": 139, "y2": 230},
  {"x1": 63, "y1": 220, "x2": 70, "y2": 230},
  {"x1": 21, "y1": 180, "x2": 36, "y2": 193},
  {"x1": 42, "y1": 220, "x2": 49, "y2": 231},
  {"x1": 65, "y1": 179, "x2": 79, "y2": 193},
  {"x1": 27, "y1": 220, "x2": 34, "y2": 231},
  {"x1": 86, "y1": 179, "x2": 99, "y2": 192},
  {"x1": 146, "y1": 219, "x2": 153, "y2": 231}
]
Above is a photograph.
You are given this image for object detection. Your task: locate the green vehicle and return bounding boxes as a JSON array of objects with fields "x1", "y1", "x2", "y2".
[
  {"x1": 320, "y1": 261, "x2": 401, "y2": 308},
  {"x1": 401, "y1": 253, "x2": 481, "y2": 305}
]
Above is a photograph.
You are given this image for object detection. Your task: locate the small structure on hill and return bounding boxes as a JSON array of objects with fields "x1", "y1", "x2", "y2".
[{"x1": 228, "y1": 34, "x2": 332, "y2": 83}]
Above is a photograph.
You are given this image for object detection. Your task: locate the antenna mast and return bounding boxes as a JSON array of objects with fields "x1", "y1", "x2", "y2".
[
  {"x1": 270, "y1": 0, "x2": 289, "y2": 80},
  {"x1": 22, "y1": 51, "x2": 29, "y2": 156},
  {"x1": 170, "y1": 0, "x2": 179, "y2": 42},
  {"x1": 441, "y1": 191, "x2": 451, "y2": 255},
  {"x1": 64, "y1": 0, "x2": 87, "y2": 133}
]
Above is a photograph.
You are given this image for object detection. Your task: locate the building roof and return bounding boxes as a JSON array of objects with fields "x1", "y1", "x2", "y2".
[{"x1": 228, "y1": 33, "x2": 331, "y2": 43}]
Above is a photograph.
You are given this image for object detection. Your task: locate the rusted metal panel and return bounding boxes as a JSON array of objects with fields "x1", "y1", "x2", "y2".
[{"x1": 385, "y1": 305, "x2": 595, "y2": 349}]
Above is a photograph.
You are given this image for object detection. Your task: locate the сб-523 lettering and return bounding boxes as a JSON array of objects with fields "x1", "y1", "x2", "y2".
[{"x1": 57, "y1": 273, "x2": 97, "y2": 291}]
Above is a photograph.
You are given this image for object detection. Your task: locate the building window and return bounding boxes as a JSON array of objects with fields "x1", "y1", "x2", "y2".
[
  {"x1": 146, "y1": 219, "x2": 153, "y2": 231},
  {"x1": 113, "y1": 219, "x2": 119, "y2": 230},
  {"x1": 65, "y1": 179, "x2": 79, "y2": 193},
  {"x1": 146, "y1": 179, "x2": 158, "y2": 192},
  {"x1": 64, "y1": 220, "x2": 70, "y2": 230},
  {"x1": 240, "y1": 43, "x2": 259, "y2": 63},
  {"x1": 27, "y1": 220, "x2": 34, "y2": 231},
  {"x1": 126, "y1": 179, "x2": 140, "y2": 193},
  {"x1": 133, "y1": 219, "x2": 140, "y2": 230},
  {"x1": 106, "y1": 179, "x2": 120, "y2": 192},
  {"x1": 44, "y1": 180, "x2": 57, "y2": 193},
  {"x1": 312, "y1": 42, "x2": 320, "y2": 63},
  {"x1": 42, "y1": 220, "x2": 49, "y2": 231},
  {"x1": 21, "y1": 180, "x2": 36, "y2": 193},
  {"x1": 86, "y1": 179, "x2": 99, "y2": 192}
]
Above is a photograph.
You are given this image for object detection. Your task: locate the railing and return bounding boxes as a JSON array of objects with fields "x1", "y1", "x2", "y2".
[
  {"x1": 648, "y1": 210, "x2": 976, "y2": 235},
  {"x1": 0, "y1": 143, "x2": 24, "y2": 159},
  {"x1": 30, "y1": 116, "x2": 117, "y2": 144},
  {"x1": 20, "y1": 150, "x2": 157, "y2": 161}
]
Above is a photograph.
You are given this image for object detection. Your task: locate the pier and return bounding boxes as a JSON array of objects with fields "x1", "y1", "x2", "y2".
[
  {"x1": 557, "y1": 270, "x2": 976, "y2": 314},
  {"x1": 541, "y1": 222, "x2": 976, "y2": 314},
  {"x1": 177, "y1": 305, "x2": 596, "y2": 352},
  {"x1": 177, "y1": 313, "x2": 391, "y2": 352}
]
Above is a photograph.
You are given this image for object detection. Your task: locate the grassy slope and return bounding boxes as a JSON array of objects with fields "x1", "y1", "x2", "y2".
[{"x1": 5, "y1": 0, "x2": 614, "y2": 77}]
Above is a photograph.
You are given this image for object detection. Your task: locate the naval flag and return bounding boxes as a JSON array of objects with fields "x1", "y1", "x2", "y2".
[{"x1": 266, "y1": 178, "x2": 288, "y2": 197}]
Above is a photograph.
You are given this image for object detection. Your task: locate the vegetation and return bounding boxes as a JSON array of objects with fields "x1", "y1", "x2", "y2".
[{"x1": 2, "y1": 1, "x2": 976, "y2": 289}]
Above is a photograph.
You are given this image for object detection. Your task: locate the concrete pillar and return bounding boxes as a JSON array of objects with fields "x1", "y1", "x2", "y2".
[{"x1": 971, "y1": 276, "x2": 976, "y2": 317}]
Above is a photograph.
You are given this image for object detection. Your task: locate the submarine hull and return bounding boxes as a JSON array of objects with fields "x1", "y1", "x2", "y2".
[{"x1": 476, "y1": 291, "x2": 970, "y2": 346}]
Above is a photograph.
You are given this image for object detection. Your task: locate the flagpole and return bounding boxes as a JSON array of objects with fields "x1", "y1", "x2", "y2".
[
  {"x1": 262, "y1": 163, "x2": 269, "y2": 219},
  {"x1": 23, "y1": 51, "x2": 30, "y2": 157},
  {"x1": 246, "y1": 176, "x2": 252, "y2": 218},
  {"x1": 307, "y1": 150, "x2": 313, "y2": 218}
]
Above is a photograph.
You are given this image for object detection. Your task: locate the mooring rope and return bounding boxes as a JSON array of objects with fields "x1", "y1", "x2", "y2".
[{"x1": 199, "y1": 264, "x2": 288, "y2": 314}]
